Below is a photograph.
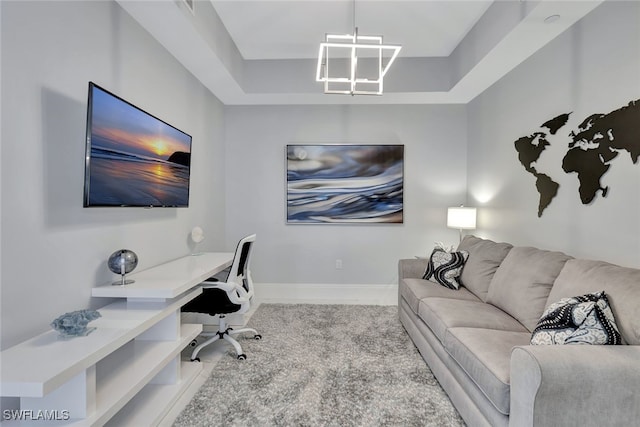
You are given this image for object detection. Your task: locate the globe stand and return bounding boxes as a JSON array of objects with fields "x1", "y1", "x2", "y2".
[
  {"x1": 112, "y1": 262, "x2": 136, "y2": 286},
  {"x1": 112, "y1": 275, "x2": 135, "y2": 286}
]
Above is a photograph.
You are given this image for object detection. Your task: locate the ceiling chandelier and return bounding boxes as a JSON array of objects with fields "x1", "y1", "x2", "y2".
[{"x1": 315, "y1": 1, "x2": 401, "y2": 96}]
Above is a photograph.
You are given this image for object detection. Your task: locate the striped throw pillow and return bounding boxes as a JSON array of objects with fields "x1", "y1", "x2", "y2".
[{"x1": 423, "y1": 248, "x2": 469, "y2": 289}]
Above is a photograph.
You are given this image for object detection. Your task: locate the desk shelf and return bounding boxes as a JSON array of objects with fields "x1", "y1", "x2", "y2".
[
  {"x1": 0, "y1": 290, "x2": 199, "y2": 399},
  {"x1": 0, "y1": 253, "x2": 233, "y2": 427},
  {"x1": 104, "y1": 362, "x2": 201, "y2": 427},
  {"x1": 91, "y1": 252, "x2": 233, "y2": 300},
  {"x1": 90, "y1": 323, "x2": 201, "y2": 426}
]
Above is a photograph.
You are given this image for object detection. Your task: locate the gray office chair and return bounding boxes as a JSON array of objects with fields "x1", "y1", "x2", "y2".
[{"x1": 182, "y1": 234, "x2": 261, "y2": 360}]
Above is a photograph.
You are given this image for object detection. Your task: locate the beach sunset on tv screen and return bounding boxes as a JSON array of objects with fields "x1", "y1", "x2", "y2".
[{"x1": 84, "y1": 83, "x2": 192, "y2": 207}]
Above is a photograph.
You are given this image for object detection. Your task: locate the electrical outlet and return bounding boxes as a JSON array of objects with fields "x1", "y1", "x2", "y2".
[{"x1": 335, "y1": 259, "x2": 343, "y2": 269}]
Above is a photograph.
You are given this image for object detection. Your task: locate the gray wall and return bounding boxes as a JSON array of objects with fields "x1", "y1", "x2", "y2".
[
  {"x1": 0, "y1": 1, "x2": 226, "y2": 349},
  {"x1": 467, "y1": 1, "x2": 640, "y2": 268},
  {"x1": 3, "y1": 0, "x2": 639, "y2": 352},
  {"x1": 224, "y1": 105, "x2": 468, "y2": 284}
]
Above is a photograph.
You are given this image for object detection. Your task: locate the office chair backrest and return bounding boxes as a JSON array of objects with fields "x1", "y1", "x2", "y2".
[{"x1": 227, "y1": 234, "x2": 256, "y2": 295}]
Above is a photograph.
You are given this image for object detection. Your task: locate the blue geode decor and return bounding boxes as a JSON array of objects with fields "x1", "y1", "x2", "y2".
[{"x1": 51, "y1": 309, "x2": 101, "y2": 337}]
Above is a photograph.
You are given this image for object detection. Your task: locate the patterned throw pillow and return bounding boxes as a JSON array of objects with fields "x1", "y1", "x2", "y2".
[
  {"x1": 531, "y1": 291, "x2": 621, "y2": 345},
  {"x1": 422, "y1": 248, "x2": 469, "y2": 290}
]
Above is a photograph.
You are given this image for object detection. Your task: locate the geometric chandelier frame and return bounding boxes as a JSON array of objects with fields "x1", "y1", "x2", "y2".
[{"x1": 315, "y1": 27, "x2": 401, "y2": 95}]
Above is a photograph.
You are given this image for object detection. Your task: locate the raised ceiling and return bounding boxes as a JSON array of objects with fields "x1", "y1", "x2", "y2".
[
  {"x1": 212, "y1": 1, "x2": 493, "y2": 59},
  {"x1": 116, "y1": 0, "x2": 603, "y2": 105}
]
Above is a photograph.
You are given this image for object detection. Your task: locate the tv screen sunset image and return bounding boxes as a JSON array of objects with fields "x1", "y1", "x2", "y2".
[{"x1": 84, "y1": 84, "x2": 192, "y2": 207}]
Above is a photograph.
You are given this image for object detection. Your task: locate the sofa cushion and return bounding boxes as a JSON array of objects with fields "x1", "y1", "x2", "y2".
[
  {"x1": 531, "y1": 291, "x2": 622, "y2": 345},
  {"x1": 487, "y1": 247, "x2": 572, "y2": 332},
  {"x1": 400, "y1": 278, "x2": 480, "y2": 315},
  {"x1": 418, "y1": 298, "x2": 528, "y2": 344},
  {"x1": 546, "y1": 259, "x2": 640, "y2": 345},
  {"x1": 423, "y1": 248, "x2": 469, "y2": 289},
  {"x1": 444, "y1": 328, "x2": 532, "y2": 415},
  {"x1": 457, "y1": 235, "x2": 513, "y2": 302}
]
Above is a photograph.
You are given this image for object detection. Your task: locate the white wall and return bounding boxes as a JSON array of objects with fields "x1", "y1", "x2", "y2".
[
  {"x1": 224, "y1": 105, "x2": 467, "y2": 284},
  {"x1": 0, "y1": 1, "x2": 226, "y2": 349},
  {"x1": 467, "y1": 1, "x2": 640, "y2": 268}
]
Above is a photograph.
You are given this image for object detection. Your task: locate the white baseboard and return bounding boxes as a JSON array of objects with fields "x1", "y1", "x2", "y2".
[
  {"x1": 254, "y1": 283, "x2": 398, "y2": 306},
  {"x1": 180, "y1": 283, "x2": 398, "y2": 330}
]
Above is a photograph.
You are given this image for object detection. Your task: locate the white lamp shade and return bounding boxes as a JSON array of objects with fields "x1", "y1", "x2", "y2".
[{"x1": 447, "y1": 207, "x2": 477, "y2": 230}]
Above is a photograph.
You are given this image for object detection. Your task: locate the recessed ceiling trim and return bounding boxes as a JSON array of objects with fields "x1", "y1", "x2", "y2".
[{"x1": 117, "y1": 0, "x2": 605, "y2": 106}]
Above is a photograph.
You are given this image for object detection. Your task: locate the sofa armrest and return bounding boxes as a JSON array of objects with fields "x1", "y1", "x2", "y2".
[
  {"x1": 510, "y1": 345, "x2": 640, "y2": 427},
  {"x1": 398, "y1": 258, "x2": 428, "y2": 281}
]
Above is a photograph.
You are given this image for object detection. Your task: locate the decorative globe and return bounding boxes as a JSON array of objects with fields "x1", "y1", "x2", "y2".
[{"x1": 108, "y1": 249, "x2": 138, "y2": 285}]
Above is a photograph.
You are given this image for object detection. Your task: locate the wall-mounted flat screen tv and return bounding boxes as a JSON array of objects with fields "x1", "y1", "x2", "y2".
[{"x1": 83, "y1": 82, "x2": 192, "y2": 207}]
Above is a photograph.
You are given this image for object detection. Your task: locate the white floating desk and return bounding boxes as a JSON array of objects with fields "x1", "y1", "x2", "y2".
[
  {"x1": 91, "y1": 252, "x2": 234, "y2": 300},
  {"x1": 0, "y1": 252, "x2": 233, "y2": 426}
]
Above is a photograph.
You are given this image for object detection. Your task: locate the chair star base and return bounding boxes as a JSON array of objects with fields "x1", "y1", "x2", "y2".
[{"x1": 190, "y1": 315, "x2": 261, "y2": 361}]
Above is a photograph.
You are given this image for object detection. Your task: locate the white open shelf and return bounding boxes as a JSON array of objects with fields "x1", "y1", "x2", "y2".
[
  {"x1": 0, "y1": 253, "x2": 233, "y2": 427},
  {"x1": 0, "y1": 290, "x2": 199, "y2": 399},
  {"x1": 88, "y1": 323, "x2": 201, "y2": 426},
  {"x1": 104, "y1": 362, "x2": 201, "y2": 427}
]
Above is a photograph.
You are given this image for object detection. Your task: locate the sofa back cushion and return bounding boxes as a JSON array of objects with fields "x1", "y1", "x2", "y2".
[
  {"x1": 487, "y1": 247, "x2": 572, "y2": 331},
  {"x1": 457, "y1": 235, "x2": 513, "y2": 302},
  {"x1": 546, "y1": 259, "x2": 640, "y2": 345}
]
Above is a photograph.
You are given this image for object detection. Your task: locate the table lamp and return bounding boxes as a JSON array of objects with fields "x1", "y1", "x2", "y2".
[{"x1": 447, "y1": 206, "x2": 477, "y2": 242}]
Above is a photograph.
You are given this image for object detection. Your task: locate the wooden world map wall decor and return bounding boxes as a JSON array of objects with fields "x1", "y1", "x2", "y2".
[{"x1": 514, "y1": 99, "x2": 640, "y2": 217}]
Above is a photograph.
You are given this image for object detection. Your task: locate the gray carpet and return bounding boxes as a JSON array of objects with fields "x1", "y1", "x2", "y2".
[{"x1": 174, "y1": 304, "x2": 465, "y2": 426}]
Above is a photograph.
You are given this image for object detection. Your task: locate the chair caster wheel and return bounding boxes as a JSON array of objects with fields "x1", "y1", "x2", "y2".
[
  {"x1": 191, "y1": 357, "x2": 201, "y2": 362},
  {"x1": 237, "y1": 354, "x2": 247, "y2": 360},
  {"x1": 254, "y1": 334, "x2": 262, "y2": 340},
  {"x1": 189, "y1": 339, "x2": 198, "y2": 347}
]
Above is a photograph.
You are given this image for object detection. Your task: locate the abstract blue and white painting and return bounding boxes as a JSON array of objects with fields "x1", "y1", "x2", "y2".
[{"x1": 286, "y1": 145, "x2": 404, "y2": 223}]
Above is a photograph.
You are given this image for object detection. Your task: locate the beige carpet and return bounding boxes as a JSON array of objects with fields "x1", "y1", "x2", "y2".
[{"x1": 174, "y1": 304, "x2": 465, "y2": 426}]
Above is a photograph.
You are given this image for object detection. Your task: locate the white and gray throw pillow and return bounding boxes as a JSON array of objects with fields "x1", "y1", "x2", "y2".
[
  {"x1": 423, "y1": 248, "x2": 469, "y2": 290},
  {"x1": 531, "y1": 291, "x2": 621, "y2": 345}
]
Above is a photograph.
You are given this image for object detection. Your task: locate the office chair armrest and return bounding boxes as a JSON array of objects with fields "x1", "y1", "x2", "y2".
[{"x1": 227, "y1": 281, "x2": 251, "y2": 304}]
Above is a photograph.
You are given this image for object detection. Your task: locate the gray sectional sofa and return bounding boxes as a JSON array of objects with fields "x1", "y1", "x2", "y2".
[{"x1": 398, "y1": 235, "x2": 640, "y2": 427}]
